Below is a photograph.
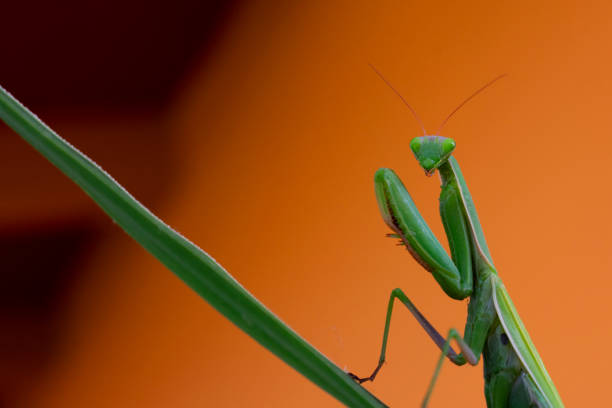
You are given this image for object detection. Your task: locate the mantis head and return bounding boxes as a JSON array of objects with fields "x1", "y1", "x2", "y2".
[{"x1": 410, "y1": 136, "x2": 456, "y2": 176}]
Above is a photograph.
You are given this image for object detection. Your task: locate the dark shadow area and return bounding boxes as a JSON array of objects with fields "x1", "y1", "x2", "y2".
[
  {"x1": 0, "y1": 0, "x2": 241, "y2": 112},
  {"x1": 0, "y1": 222, "x2": 100, "y2": 407}
]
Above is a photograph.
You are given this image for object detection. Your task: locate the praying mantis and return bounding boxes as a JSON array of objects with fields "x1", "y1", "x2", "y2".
[{"x1": 348, "y1": 68, "x2": 564, "y2": 408}]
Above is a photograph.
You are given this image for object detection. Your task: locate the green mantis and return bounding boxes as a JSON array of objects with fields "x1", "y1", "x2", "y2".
[{"x1": 349, "y1": 68, "x2": 564, "y2": 407}]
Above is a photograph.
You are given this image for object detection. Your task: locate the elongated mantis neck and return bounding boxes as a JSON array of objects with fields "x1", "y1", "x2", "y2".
[
  {"x1": 437, "y1": 157, "x2": 497, "y2": 273},
  {"x1": 437, "y1": 160, "x2": 456, "y2": 184}
]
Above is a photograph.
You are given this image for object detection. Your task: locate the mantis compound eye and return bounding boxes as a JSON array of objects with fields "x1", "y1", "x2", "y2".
[
  {"x1": 441, "y1": 138, "x2": 456, "y2": 156},
  {"x1": 410, "y1": 137, "x2": 422, "y2": 154}
]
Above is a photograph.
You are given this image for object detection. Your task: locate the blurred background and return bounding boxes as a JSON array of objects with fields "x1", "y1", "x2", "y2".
[{"x1": 0, "y1": 1, "x2": 609, "y2": 406}]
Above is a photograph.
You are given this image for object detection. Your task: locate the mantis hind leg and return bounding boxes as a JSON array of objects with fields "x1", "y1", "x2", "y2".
[{"x1": 349, "y1": 288, "x2": 477, "y2": 386}]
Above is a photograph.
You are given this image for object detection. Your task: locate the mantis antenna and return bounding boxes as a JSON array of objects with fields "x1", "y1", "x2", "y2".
[
  {"x1": 368, "y1": 63, "x2": 427, "y2": 136},
  {"x1": 435, "y1": 74, "x2": 507, "y2": 135}
]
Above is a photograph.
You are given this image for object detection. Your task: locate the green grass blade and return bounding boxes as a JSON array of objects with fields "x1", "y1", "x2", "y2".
[{"x1": 0, "y1": 85, "x2": 386, "y2": 408}]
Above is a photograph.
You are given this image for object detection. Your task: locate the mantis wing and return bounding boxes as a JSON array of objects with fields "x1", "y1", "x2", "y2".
[{"x1": 491, "y1": 276, "x2": 564, "y2": 408}]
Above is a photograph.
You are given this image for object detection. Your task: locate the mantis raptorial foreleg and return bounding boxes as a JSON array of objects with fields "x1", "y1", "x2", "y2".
[{"x1": 349, "y1": 168, "x2": 493, "y2": 391}]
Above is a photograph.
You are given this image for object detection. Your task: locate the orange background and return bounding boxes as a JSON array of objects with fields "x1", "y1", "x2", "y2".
[{"x1": 1, "y1": 1, "x2": 609, "y2": 407}]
